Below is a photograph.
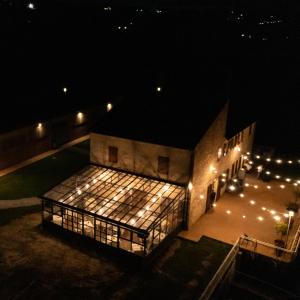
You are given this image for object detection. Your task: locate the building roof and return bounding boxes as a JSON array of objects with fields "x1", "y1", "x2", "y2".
[
  {"x1": 43, "y1": 164, "x2": 185, "y2": 232},
  {"x1": 225, "y1": 100, "x2": 256, "y2": 139},
  {"x1": 92, "y1": 96, "x2": 228, "y2": 150}
]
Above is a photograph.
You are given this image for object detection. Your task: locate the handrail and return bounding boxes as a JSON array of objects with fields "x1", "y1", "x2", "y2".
[
  {"x1": 290, "y1": 224, "x2": 300, "y2": 251},
  {"x1": 200, "y1": 230, "x2": 300, "y2": 300},
  {"x1": 199, "y1": 238, "x2": 240, "y2": 300}
]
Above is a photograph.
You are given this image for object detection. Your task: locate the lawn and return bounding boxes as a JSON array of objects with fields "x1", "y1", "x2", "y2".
[
  {"x1": 124, "y1": 236, "x2": 231, "y2": 300},
  {"x1": 0, "y1": 140, "x2": 90, "y2": 199}
]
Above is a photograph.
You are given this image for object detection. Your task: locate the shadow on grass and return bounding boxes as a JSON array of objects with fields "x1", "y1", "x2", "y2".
[{"x1": 0, "y1": 205, "x2": 42, "y2": 227}]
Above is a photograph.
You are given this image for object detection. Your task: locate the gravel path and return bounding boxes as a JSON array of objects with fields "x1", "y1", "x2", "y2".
[{"x1": 0, "y1": 198, "x2": 41, "y2": 210}]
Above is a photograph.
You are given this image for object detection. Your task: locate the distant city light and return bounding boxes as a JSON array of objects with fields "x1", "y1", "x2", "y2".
[
  {"x1": 106, "y1": 102, "x2": 113, "y2": 112},
  {"x1": 27, "y1": 2, "x2": 35, "y2": 10},
  {"x1": 63, "y1": 87, "x2": 68, "y2": 93},
  {"x1": 156, "y1": 86, "x2": 162, "y2": 92}
]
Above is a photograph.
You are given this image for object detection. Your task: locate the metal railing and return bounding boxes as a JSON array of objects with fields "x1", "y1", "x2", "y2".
[
  {"x1": 199, "y1": 239, "x2": 240, "y2": 300},
  {"x1": 199, "y1": 225, "x2": 300, "y2": 300}
]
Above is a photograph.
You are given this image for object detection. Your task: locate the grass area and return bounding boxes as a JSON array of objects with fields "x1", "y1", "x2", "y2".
[
  {"x1": 126, "y1": 236, "x2": 231, "y2": 300},
  {"x1": 0, "y1": 140, "x2": 90, "y2": 199},
  {"x1": 0, "y1": 205, "x2": 41, "y2": 227}
]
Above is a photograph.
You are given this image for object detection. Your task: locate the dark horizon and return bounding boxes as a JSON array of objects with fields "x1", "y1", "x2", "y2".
[{"x1": 1, "y1": 0, "x2": 299, "y2": 155}]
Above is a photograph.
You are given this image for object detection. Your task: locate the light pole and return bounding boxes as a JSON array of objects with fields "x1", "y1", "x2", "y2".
[{"x1": 285, "y1": 210, "x2": 294, "y2": 248}]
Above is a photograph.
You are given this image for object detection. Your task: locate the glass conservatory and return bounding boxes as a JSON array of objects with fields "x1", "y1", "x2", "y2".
[{"x1": 41, "y1": 165, "x2": 186, "y2": 256}]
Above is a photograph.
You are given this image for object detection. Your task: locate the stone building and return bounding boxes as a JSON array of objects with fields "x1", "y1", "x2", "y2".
[
  {"x1": 90, "y1": 99, "x2": 255, "y2": 228},
  {"x1": 42, "y1": 98, "x2": 255, "y2": 256}
]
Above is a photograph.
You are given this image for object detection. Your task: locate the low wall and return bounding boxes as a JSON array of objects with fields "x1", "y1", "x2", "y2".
[{"x1": 0, "y1": 105, "x2": 103, "y2": 170}]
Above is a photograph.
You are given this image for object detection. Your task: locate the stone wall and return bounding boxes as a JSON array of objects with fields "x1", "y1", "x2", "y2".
[
  {"x1": 188, "y1": 103, "x2": 255, "y2": 227},
  {"x1": 90, "y1": 133, "x2": 192, "y2": 185},
  {"x1": 0, "y1": 106, "x2": 103, "y2": 170}
]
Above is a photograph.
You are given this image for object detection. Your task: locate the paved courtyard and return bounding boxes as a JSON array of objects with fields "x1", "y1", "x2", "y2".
[{"x1": 180, "y1": 175, "x2": 299, "y2": 257}]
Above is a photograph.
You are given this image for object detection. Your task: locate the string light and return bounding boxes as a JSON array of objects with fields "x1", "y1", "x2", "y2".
[
  {"x1": 226, "y1": 210, "x2": 231, "y2": 214},
  {"x1": 251, "y1": 153, "x2": 300, "y2": 165},
  {"x1": 257, "y1": 216, "x2": 264, "y2": 221},
  {"x1": 250, "y1": 200, "x2": 256, "y2": 205},
  {"x1": 242, "y1": 215, "x2": 246, "y2": 219}
]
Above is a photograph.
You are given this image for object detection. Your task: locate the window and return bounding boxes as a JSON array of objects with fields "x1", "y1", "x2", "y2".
[
  {"x1": 249, "y1": 124, "x2": 252, "y2": 136},
  {"x1": 223, "y1": 143, "x2": 228, "y2": 156},
  {"x1": 217, "y1": 148, "x2": 222, "y2": 161},
  {"x1": 108, "y1": 146, "x2": 118, "y2": 163},
  {"x1": 158, "y1": 156, "x2": 169, "y2": 175}
]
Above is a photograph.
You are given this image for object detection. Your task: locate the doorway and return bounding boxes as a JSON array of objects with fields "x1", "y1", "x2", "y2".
[{"x1": 206, "y1": 178, "x2": 219, "y2": 212}]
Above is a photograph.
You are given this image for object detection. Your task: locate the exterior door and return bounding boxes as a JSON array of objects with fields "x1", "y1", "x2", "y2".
[{"x1": 206, "y1": 184, "x2": 213, "y2": 212}]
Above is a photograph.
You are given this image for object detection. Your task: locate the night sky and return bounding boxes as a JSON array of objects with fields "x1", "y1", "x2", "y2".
[{"x1": 0, "y1": 0, "x2": 299, "y2": 154}]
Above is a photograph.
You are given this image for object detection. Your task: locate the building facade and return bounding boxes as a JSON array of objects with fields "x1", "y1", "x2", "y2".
[{"x1": 90, "y1": 102, "x2": 255, "y2": 229}]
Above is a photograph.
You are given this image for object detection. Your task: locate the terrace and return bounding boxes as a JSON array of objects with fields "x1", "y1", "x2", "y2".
[{"x1": 41, "y1": 165, "x2": 186, "y2": 256}]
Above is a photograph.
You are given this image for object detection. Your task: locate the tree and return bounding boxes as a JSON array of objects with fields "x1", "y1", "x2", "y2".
[{"x1": 275, "y1": 222, "x2": 288, "y2": 240}]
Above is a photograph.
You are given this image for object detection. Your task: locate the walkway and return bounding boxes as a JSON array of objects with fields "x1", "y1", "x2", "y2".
[
  {"x1": 0, "y1": 135, "x2": 89, "y2": 178},
  {"x1": 0, "y1": 198, "x2": 41, "y2": 210}
]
